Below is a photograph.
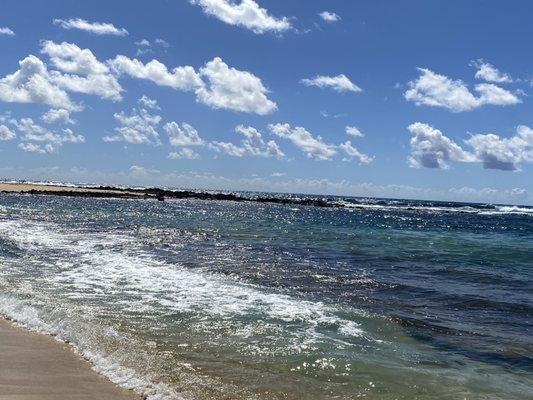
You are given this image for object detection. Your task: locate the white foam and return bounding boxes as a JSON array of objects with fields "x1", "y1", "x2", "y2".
[
  {"x1": 0, "y1": 218, "x2": 372, "y2": 397},
  {"x1": 495, "y1": 205, "x2": 533, "y2": 215},
  {"x1": 0, "y1": 294, "x2": 183, "y2": 400},
  {"x1": 0, "y1": 219, "x2": 367, "y2": 337}
]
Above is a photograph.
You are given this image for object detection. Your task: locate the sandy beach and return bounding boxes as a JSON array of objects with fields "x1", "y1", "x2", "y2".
[
  {"x1": 0, "y1": 318, "x2": 139, "y2": 400},
  {"x1": 0, "y1": 182, "x2": 144, "y2": 197}
]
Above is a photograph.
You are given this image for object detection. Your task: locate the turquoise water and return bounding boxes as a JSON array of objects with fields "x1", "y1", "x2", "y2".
[{"x1": 0, "y1": 193, "x2": 531, "y2": 399}]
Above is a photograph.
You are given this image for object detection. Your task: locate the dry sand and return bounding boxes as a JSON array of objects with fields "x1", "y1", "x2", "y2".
[
  {"x1": 0, "y1": 182, "x2": 143, "y2": 197},
  {"x1": 0, "y1": 318, "x2": 140, "y2": 400}
]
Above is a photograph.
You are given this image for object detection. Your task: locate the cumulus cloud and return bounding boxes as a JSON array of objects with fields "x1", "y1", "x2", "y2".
[
  {"x1": 9, "y1": 117, "x2": 84, "y2": 153},
  {"x1": 340, "y1": 141, "x2": 373, "y2": 164},
  {"x1": 0, "y1": 55, "x2": 77, "y2": 110},
  {"x1": 190, "y1": 0, "x2": 291, "y2": 34},
  {"x1": 134, "y1": 38, "x2": 170, "y2": 56},
  {"x1": 135, "y1": 39, "x2": 151, "y2": 47},
  {"x1": 129, "y1": 165, "x2": 159, "y2": 176},
  {"x1": 407, "y1": 122, "x2": 474, "y2": 169},
  {"x1": 155, "y1": 38, "x2": 170, "y2": 47},
  {"x1": 236, "y1": 125, "x2": 284, "y2": 157},
  {"x1": 408, "y1": 122, "x2": 533, "y2": 171},
  {"x1": 18, "y1": 142, "x2": 55, "y2": 154},
  {"x1": 138, "y1": 95, "x2": 160, "y2": 110},
  {"x1": 471, "y1": 59, "x2": 512, "y2": 83},
  {"x1": 0, "y1": 124, "x2": 16, "y2": 140},
  {"x1": 108, "y1": 55, "x2": 203, "y2": 91},
  {"x1": 168, "y1": 148, "x2": 200, "y2": 160},
  {"x1": 0, "y1": 41, "x2": 127, "y2": 109},
  {"x1": 196, "y1": 57, "x2": 277, "y2": 114},
  {"x1": 345, "y1": 126, "x2": 364, "y2": 137},
  {"x1": 269, "y1": 123, "x2": 337, "y2": 160},
  {"x1": 207, "y1": 125, "x2": 284, "y2": 158},
  {"x1": 319, "y1": 11, "x2": 340, "y2": 22},
  {"x1": 104, "y1": 108, "x2": 161, "y2": 144},
  {"x1": 53, "y1": 18, "x2": 128, "y2": 36},
  {"x1": 465, "y1": 125, "x2": 533, "y2": 171},
  {"x1": 11, "y1": 118, "x2": 84, "y2": 144},
  {"x1": 404, "y1": 68, "x2": 520, "y2": 112},
  {"x1": 41, "y1": 41, "x2": 123, "y2": 101},
  {"x1": 164, "y1": 121, "x2": 205, "y2": 147},
  {"x1": 41, "y1": 108, "x2": 75, "y2": 125},
  {"x1": 109, "y1": 55, "x2": 276, "y2": 114},
  {"x1": 300, "y1": 74, "x2": 362, "y2": 93},
  {"x1": 0, "y1": 27, "x2": 15, "y2": 36},
  {"x1": 209, "y1": 141, "x2": 247, "y2": 157}
]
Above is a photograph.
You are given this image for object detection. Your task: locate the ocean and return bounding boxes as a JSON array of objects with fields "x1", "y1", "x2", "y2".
[{"x1": 0, "y1": 191, "x2": 531, "y2": 399}]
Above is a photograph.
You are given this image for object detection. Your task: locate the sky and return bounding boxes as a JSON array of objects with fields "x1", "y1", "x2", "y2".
[{"x1": 1, "y1": 0, "x2": 533, "y2": 205}]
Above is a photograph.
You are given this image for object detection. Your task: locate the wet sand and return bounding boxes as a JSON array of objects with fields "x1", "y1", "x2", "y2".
[{"x1": 0, "y1": 318, "x2": 139, "y2": 400}]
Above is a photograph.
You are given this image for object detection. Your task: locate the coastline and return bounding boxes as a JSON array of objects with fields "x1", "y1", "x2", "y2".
[
  {"x1": 0, "y1": 317, "x2": 140, "y2": 400},
  {"x1": 0, "y1": 181, "x2": 337, "y2": 207}
]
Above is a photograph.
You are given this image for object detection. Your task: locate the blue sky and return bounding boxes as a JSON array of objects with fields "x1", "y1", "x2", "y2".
[{"x1": 1, "y1": 0, "x2": 532, "y2": 204}]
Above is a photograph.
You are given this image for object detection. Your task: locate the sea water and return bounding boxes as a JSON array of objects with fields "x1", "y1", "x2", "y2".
[{"x1": 0, "y1": 193, "x2": 531, "y2": 399}]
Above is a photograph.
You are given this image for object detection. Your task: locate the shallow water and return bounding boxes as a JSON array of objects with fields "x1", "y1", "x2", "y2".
[{"x1": 0, "y1": 193, "x2": 531, "y2": 399}]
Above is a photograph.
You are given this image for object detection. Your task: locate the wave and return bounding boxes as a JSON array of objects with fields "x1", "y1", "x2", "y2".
[
  {"x1": 0, "y1": 218, "x2": 375, "y2": 398},
  {"x1": 0, "y1": 295, "x2": 182, "y2": 400}
]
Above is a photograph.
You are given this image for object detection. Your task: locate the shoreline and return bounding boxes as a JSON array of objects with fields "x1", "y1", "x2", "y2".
[
  {"x1": 0, "y1": 182, "x2": 337, "y2": 207},
  {"x1": 0, "y1": 316, "x2": 140, "y2": 400}
]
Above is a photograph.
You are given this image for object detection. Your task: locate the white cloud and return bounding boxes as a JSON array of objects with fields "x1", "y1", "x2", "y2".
[
  {"x1": 129, "y1": 165, "x2": 159, "y2": 176},
  {"x1": 474, "y1": 83, "x2": 520, "y2": 106},
  {"x1": 404, "y1": 68, "x2": 521, "y2": 112},
  {"x1": 465, "y1": 125, "x2": 533, "y2": 171},
  {"x1": 104, "y1": 108, "x2": 161, "y2": 144},
  {"x1": 135, "y1": 39, "x2": 151, "y2": 47},
  {"x1": 164, "y1": 121, "x2": 205, "y2": 146},
  {"x1": 300, "y1": 74, "x2": 362, "y2": 93},
  {"x1": 340, "y1": 141, "x2": 374, "y2": 164},
  {"x1": 134, "y1": 38, "x2": 170, "y2": 57},
  {"x1": 154, "y1": 38, "x2": 170, "y2": 47},
  {"x1": 18, "y1": 142, "x2": 55, "y2": 154},
  {"x1": 196, "y1": 57, "x2": 277, "y2": 114},
  {"x1": 109, "y1": 55, "x2": 276, "y2": 115},
  {"x1": 41, "y1": 41, "x2": 123, "y2": 101},
  {"x1": 235, "y1": 124, "x2": 284, "y2": 157},
  {"x1": 207, "y1": 125, "x2": 284, "y2": 158},
  {"x1": 190, "y1": 0, "x2": 291, "y2": 34},
  {"x1": 319, "y1": 11, "x2": 340, "y2": 22},
  {"x1": 407, "y1": 122, "x2": 533, "y2": 171},
  {"x1": 41, "y1": 108, "x2": 75, "y2": 125},
  {"x1": 11, "y1": 118, "x2": 84, "y2": 144},
  {"x1": 345, "y1": 126, "x2": 364, "y2": 137},
  {"x1": 407, "y1": 122, "x2": 474, "y2": 169},
  {"x1": 209, "y1": 141, "x2": 247, "y2": 157},
  {"x1": 0, "y1": 55, "x2": 77, "y2": 110},
  {"x1": 269, "y1": 123, "x2": 337, "y2": 160},
  {"x1": 0, "y1": 124, "x2": 16, "y2": 140},
  {"x1": 53, "y1": 18, "x2": 128, "y2": 36},
  {"x1": 168, "y1": 148, "x2": 200, "y2": 160},
  {"x1": 471, "y1": 59, "x2": 512, "y2": 83},
  {"x1": 10, "y1": 117, "x2": 84, "y2": 153},
  {"x1": 0, "y1": 27, "x2": 15, "y2": 36},
  {"x1": 108, "y1": 55, "x2": 203, "y2": 91},
  {"x1": 0, "y1": 42, "x2": 128, "y2": 109},
  {"x1": 271, "y1": 172, "x2": 286, "y2": 177},
  {"x1": 138, "y1": 95, "x2": 160, "y2": 110}
]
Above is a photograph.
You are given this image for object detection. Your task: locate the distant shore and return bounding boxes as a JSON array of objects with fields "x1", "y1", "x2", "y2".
[
  {"x1": 0, "y1": 317, "x2": 139, "y2": 399},
  {"x1": 0, "y1": 181, "x2": 337, "y2": 207}
]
